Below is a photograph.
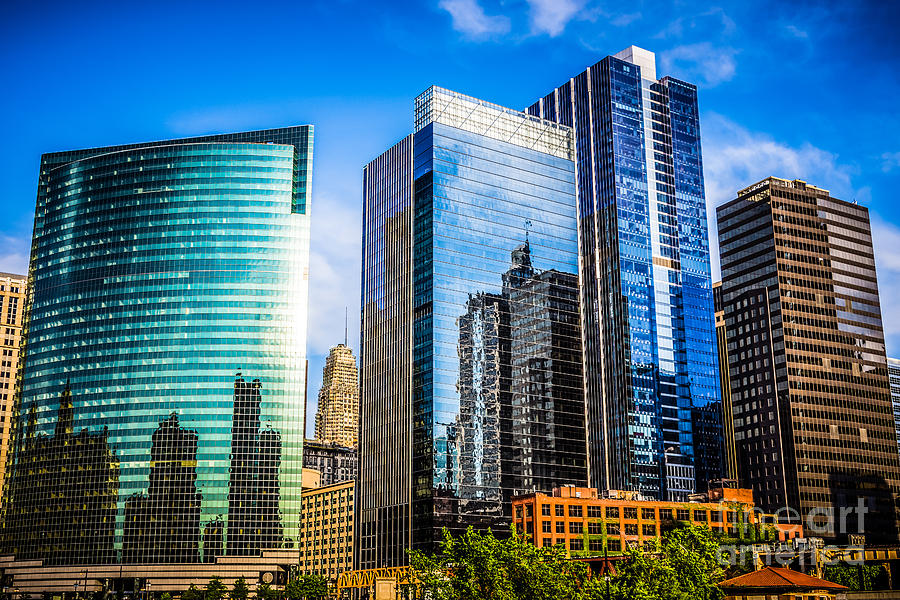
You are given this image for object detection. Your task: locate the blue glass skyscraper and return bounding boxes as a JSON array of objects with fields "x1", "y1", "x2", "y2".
[
  {"x1": 358, "y1": 88, "x2": 585, "y2": 568},
  {"x1": 527, "y1": 46, "x2": 722, "y2": 500},
  {"x1": 1, "y1": 128, "x2": 311, "y2": 584}
]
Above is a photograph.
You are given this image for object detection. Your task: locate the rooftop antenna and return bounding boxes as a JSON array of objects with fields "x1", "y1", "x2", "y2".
[
  {"x1": 344, "y1": 306, "x2": 348, "y2": 347},
  {"x1": 524, "y1": 219, "x2": 532, "y2": 245}
]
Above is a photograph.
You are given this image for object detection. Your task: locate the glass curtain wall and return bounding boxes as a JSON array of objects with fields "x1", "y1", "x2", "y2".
[
  {"x1": 358, "y1": 88, "x2": 585, "y2": 568},
  {"x1": 527, "y1": 48, "x2": 722, "y2": 500},
  {"x1": 2, "y1": 128, "x2": 312, "y2": 565}
]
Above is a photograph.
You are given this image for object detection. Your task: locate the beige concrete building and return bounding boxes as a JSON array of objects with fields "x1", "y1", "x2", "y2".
[
  {"x1": 0, "y1": 272, "x2": 26, "y2": 493},
  {"x1": 299, "y1": 480, "x2": 354, "y2": 582},
  {"x1": 0, "y1": 552, "x2": 293, "y2": 593},
  {"x1": 314, "y1": 344, "x2": 359, "y2": 448}
]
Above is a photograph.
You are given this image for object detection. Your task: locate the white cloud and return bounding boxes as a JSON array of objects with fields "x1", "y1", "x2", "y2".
[
  {"x1": 525, "y1": 0, "x2": 586, "y2": 37},
  {"x1": 871, "y1": 218, "x2": 900, "y2": 356},
  {"x1": 701, "y1": 112, "x2": 856, "y2": 279},
  {"x1": 0, "y1": 233, "x2": 30, "y2": 276},
  {"x1": 438, "y1": 0, "x2": 510, "y2": 38},
  {"x1": 610, "y1": 12, "x2": 641, "y2": 27},
  {"x1": 702, "y1": 112, "x2": 855, "y2": 208},
  {"x1": 660, "y1": 42, "x2": 738, "y2": 87},
  {"x1": 307, "y1": 193, "x2": 361, "y2": 358},
  {"x1": 784, "y1": 24, "x2": 809, "y2": 39},
  {"x1": 881, "y1": 151, "x2": 900, "y2": 172},
  {"x1": 304, "y1": 192, "x2": 362, "y2": 437},
  {"x1": 702, "y1": 115, "x2": 900, "y2": 355},
  {"x1": 655, "y1": 7, "x2": 736, "y2": 40}
]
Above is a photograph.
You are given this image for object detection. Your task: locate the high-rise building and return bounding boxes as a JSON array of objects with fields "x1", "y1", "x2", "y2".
[
  {"x1": 314, "y1": 344, "x2": 359, "y2": 448},
  {"x1": 714, "y1": 282, "x2": 739, "y2": 480},
  {"x1": 0, "y1": 127, "x2": 312, "y2": 590},
  {"x1": 527, "y1": 46, "x2": 723, "y2": 500},
  {"x1": 298, "y1": 480, "x2": 354, "y2": 581},
  {"x1": 0, "y1": 272, "x2": 26, "y2": 493},
  {"x1": 890, "y1": 358, "x2": 900, "y2": 458},
  {"x1": 717, "y1": 176, "x2": 900, "y2": 542},
  {"x1": 303, "y1": 439, "x2": 357, "y2": 487},
  {"x1": 358, "y1": 86, "x2": 585, "y2": 568}
]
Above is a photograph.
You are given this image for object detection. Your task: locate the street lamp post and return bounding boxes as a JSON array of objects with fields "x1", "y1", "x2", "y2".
[{"x1": 604, "y1": 546, "x2": 610, "y2": 600}]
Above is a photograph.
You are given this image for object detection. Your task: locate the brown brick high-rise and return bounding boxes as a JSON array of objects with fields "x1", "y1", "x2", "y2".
[{"x1": 717, "y1": 177, "x2": 900, "y2": 542}]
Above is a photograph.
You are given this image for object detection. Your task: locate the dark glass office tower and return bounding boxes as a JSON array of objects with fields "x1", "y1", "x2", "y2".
[
  {"x1": 1, "y1": 128, "x2": 311, "y2": 579},
  {"x1": 358, "y1": 87, "x2": 585, "y2": 568},
  {"x1": 527, "y1": 46, "x2": 722, "y2": 500},
  {"x1": 714, "y1": 282, "x2": 739, "y2": 481},
  {"x1": 718, "y1": 177, "x2": 900, "y2": 542}
]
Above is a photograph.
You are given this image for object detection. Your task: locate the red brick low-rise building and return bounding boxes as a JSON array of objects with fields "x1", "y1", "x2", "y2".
[{"x1": 512, "y1": 484, "x2": 802, "y2": 555}]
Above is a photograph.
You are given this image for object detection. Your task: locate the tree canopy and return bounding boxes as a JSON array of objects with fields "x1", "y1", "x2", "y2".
[
  {"x1": 231, "y1": 576, "x2": 250, "y2": 600},
  {"x1": 408, "y1": 524, "x2": 726, "y2": 600},
  {"x1": 409, "y1": 526, "x2": 592, "y2": 600},
  {"x1": 824, "y1": 561, "x2": 889, "y2": 591},
  {"x1": 285, "y1": 573, "x2": 331, "y2": 599}
]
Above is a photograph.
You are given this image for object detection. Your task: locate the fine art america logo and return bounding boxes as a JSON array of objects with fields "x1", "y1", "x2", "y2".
[{"x1": 716, "y1": 500, "x2": 872, "y2": 568}]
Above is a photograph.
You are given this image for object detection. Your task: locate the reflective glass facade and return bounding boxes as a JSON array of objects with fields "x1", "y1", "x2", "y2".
[
  {"x1": 359, "y1": 88, "x2": 584, "y2": 568},
  {"x1": 2, "y1": 127, "x2": 312, "y2": 567},
  {"x1": 527, "y1": 46, "x2": 722, "y2": 500}
]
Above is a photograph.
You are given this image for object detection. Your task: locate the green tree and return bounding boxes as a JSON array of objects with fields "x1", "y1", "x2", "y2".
[
  {"x1": 285, "y1": 574, "x2": 329, "y2": 599},
  {"x1": 183, "y1": 585, "x2": 203, "y2": 600},
  {"x1": 181, "y1": 583, "x2": 203, "y2": 600},
  {"x1": 409, "y1": 526, "x2": 592, "y2": 600},
  {"x1": 408, "y1": 524, "x2": 727, "y2": 600},
  {"x1": 825, "y1": 562, "x2": 889, "y2": 591},
  {"x1": 660, "y1": 525, "x2": 725, "y2": 599},
  {"x1": 254, "y1": 583, "x2": 278, "y2": 600},
  {"x1": 231, "y1": 577, "x2": 250, "y2": 600},
  {"x1": 205, "y1": 577, "x2": 227, "y2": 600},
  {"x1": 605, "y1": 546, "x2": 683, "y2": 600},
  {"x1": 600, "y1": 525, "x2": 725, "y2": 600},
  {"x1": 160, "y1": 594, "x2": 173, "y2": 600}
]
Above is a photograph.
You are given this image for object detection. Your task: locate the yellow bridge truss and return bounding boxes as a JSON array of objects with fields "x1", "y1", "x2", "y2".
[{"x1": 335, "y1": 566, "x2": 414, "y2": 590}]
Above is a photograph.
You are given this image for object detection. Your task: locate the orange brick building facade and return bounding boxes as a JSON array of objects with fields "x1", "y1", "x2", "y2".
[{"x1": 512, "y1": 485, "x2": 802, "y2": 555}]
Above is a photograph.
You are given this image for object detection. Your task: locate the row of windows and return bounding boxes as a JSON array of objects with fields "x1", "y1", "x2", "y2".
[{"x1": 519, "y1": 503, "x2": 739, "y2": 523}]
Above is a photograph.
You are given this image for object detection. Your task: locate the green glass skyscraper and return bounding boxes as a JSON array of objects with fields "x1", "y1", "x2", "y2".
[{"x1": 1, "y1": 127, "x2": 311, "y2": 586}]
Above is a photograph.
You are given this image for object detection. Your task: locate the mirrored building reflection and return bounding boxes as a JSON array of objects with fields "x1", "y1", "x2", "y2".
[
  {"x1": 124, "y1": 413, "x2": 202, "y2": 563},
  {"x1": 1, "y1": 127, "x2": 311, "y2": 578},
  {"x1": 1, "y1": 383, "x2": 119, "y2": 565},
  {"x1": 358, "y1": 87, "x2": 586, "y2": 568},
  {"x1": 228, "y1": 375, "x2": 284, "y2": 555}
]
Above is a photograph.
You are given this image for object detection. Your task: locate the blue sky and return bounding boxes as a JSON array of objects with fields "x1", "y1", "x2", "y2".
[{"x1": 2, "y1": 0, "x2": 899, "y2": 435}]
